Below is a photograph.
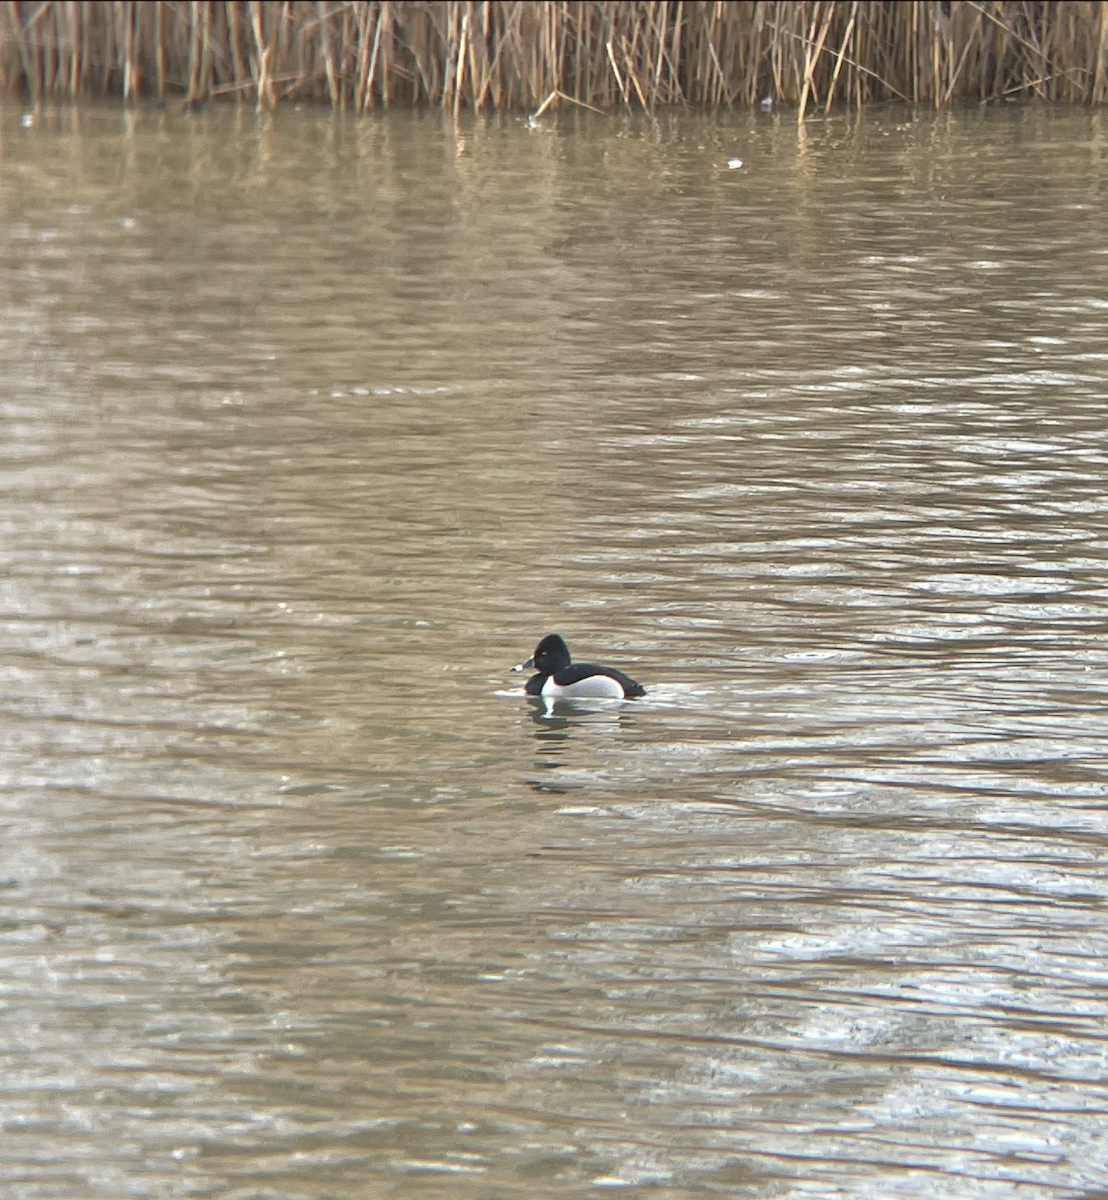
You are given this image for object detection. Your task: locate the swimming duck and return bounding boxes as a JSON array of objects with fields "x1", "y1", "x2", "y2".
[{"x1": 512, "y1": 633, "x2": 646, "y2": 699}]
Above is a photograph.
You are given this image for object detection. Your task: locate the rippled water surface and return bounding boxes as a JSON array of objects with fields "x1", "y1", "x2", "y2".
[{"x1": 3, "y1": 102, "x2": 1108, "y2": 1198}]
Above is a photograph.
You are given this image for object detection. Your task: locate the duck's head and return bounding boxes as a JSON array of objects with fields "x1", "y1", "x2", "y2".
[{"x1": 512, "y1": 632, "x2": 572, "y2": 675}]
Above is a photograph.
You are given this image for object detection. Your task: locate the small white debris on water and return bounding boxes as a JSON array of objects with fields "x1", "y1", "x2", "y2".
[{"x1": 727, "y1": 157, "x2": 743, "y2": 169}]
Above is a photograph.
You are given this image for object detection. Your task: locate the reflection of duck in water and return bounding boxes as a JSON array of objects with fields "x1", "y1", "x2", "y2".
[{"x1": 512, "y1": 633, "x2": 646, "y2": 700}]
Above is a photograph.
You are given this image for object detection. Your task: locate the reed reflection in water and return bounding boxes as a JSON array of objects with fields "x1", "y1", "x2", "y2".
[{"x1": 0, "y1": 103, "x2": 1106, "y2": 1198}]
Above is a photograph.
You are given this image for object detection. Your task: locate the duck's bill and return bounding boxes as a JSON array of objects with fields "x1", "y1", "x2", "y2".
[{"x1": 511, "y1": 657, "x2": 535, "y2": 673}]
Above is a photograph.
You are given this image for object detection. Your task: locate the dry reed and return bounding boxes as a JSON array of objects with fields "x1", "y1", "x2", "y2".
[{"x1": 1, "y1": 2, "x2": 1106, "y2": 114}]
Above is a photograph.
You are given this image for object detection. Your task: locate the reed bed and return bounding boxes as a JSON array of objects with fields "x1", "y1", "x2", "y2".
[{"x1": 2, "y1": 2, "x2": 1107, "y2": 113}]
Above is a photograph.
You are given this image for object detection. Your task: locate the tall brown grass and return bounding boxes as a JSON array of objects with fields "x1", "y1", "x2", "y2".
[{"x1": 2, "y1": 2, "x2": 1106, "y2": 114}]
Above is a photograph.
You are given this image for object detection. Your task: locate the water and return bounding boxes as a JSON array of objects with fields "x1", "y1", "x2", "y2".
[{"x1": 2, "y1": 101, "x2": 1108, "y2": 1198}]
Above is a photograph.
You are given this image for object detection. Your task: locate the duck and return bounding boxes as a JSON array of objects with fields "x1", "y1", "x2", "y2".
[{"x1": 512, "y1": 633, "x2": 646, "y2": 699}]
